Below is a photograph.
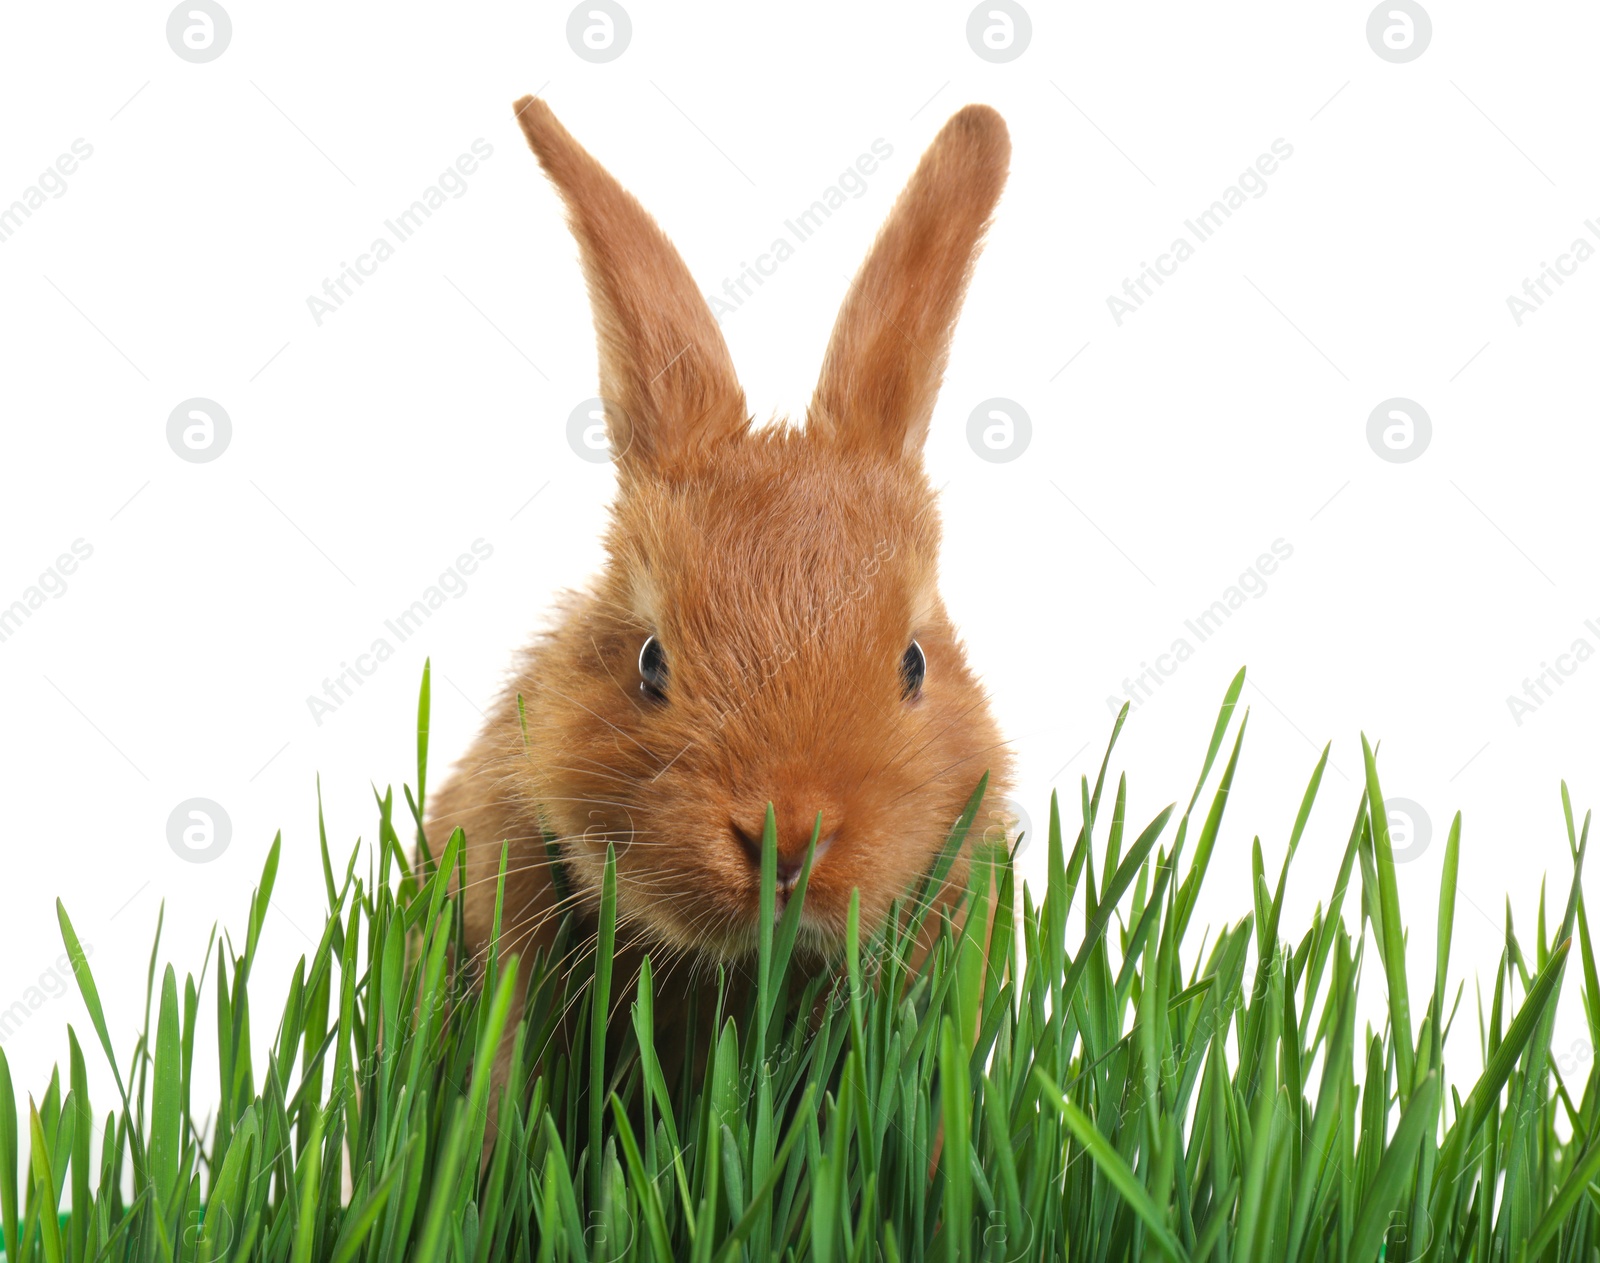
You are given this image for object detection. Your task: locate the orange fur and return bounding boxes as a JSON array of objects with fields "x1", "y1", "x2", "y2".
[{"x1": 426, "y1": 96, "x2": 1014, "y2": 1032}]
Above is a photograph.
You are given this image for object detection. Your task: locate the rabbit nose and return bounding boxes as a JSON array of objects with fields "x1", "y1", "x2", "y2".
[{"x1": 730, "y1": 818, "x2": 836, "y2": 885}]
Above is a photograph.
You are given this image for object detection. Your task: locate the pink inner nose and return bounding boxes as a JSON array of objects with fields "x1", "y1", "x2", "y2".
[{"x1": 731, "y1": 819, "x2": 837, "y2": 885}]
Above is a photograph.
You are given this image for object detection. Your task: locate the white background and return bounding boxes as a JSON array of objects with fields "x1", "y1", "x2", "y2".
[{"x1": 3, "y1": 1, "x2": 1598, "y2": 1115}]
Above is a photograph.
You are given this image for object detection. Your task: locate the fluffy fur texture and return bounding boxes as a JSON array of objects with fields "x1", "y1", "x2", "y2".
[{"x1": 427, "y1": 95, "x2": 1014, "y2": 1020}]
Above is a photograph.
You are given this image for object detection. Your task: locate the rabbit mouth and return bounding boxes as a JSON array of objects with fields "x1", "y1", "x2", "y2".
[{"x1": 729, "y1": 822, "x2": 837, "y2": 900}]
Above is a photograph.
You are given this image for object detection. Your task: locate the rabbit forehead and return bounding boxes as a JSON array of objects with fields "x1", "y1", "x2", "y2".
[{"x1": 611, "y1": 445, "x2": 940, "y2": 632}]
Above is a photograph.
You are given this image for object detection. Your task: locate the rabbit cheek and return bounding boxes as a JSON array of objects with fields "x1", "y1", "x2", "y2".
[{"x1": 615, "y1": 798, "x2": 758, "y2": 955}]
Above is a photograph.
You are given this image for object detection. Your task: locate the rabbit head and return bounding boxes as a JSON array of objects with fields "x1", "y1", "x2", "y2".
[{"x1": 460, "y1": 97, "x2": 1013, "y2": 963}]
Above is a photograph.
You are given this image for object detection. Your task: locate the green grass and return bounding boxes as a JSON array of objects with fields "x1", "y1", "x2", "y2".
[{"x1": 4, "y1": 663, "x2": 1599, "y2": 1261}]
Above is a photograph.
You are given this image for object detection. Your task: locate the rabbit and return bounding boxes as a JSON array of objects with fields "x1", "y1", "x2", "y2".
[{"x1": 425, "y1": 94, "x2": 1015, "y2": 1063}]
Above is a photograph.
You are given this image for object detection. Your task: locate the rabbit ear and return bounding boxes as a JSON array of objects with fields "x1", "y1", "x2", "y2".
[
  {"x1": 513, "y1": 96, "x2": 748, "y2": 470},
  {"x1": 808, "y1": 105, "x2": 1010, "y2": 461}
]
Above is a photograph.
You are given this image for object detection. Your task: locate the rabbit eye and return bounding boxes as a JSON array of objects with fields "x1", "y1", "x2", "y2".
[
  {"x1": 900, "y1": 640, "x2": 926, "y2": 700},
  {"x1": 639, "y1": 635, "x2": 668, "y2": 699}
]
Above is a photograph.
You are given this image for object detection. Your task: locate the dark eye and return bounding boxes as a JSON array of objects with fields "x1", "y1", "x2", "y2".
[
  {"x1": 900, "y1": 640, "x2": 925, "y2": 700},
  {"x1": 639, "y1": 635, "x2": 668, "y2": 700}
]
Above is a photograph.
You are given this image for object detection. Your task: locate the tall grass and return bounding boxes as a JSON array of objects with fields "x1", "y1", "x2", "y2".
[{"x1": 2, "y1": 665, "x2": 1597, "y2": 1261}]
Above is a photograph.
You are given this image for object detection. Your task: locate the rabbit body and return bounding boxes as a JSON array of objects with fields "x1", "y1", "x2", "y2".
[{"x1": 426, "y1": 96, "x2": 1015, "y2": 1033}]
